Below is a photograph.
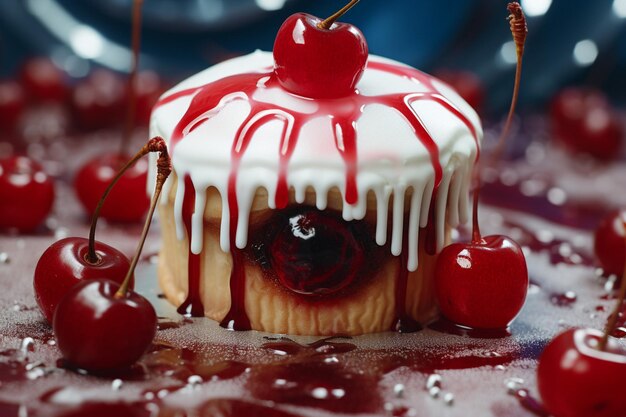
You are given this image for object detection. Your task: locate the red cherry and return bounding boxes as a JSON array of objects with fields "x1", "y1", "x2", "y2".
[
  {"x1": 0, "y1": 80, "x2": 25, "y2": 131},
  {"x1": 0, "y1": 156, "x2": 55, "y2": 232},
  {"x1": 537, "y1": 328, "x2": 626, "y2": 417},
  {"x1": 74, "y1": 153, "x2": 149, "y2": 222},
  {"x1": 72, "y1": 69, "x2": 126, "y2": 130},
  {"x1": 434, "y1": 70, "x2": 484, "y2": 112},
  {"x1": 53, "y1": 279, "x2": 157, "y2": 372},
  {"x1": 33, "y1": 237, "x2": 132, "y2": 323},
  {"x1": 19, "y1": 57, "x2": 68, "y2": 103},
  {"x1": 550, "y1": 88, "x2": 623, "y2": 160},
  {"x1": 273, "y1": 2, "x2": 368, "y2": 98},
  {"x1": 594, "y1": 210, "x2": 626, "y2": 280},
  {"x1": 434, "y1": 235, "x2": 528, "y2": 329}
]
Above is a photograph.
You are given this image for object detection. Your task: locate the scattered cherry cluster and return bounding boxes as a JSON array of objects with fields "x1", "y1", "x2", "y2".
[{"x1": 0, "y1": 57, "x2": 165, "y2": 232}]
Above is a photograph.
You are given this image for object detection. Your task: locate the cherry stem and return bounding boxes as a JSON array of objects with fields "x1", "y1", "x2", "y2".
[
  {"x1": 115, "y1": 140, "x2": 171, "y2": 298},
  {"x1": 317, "y1": 0, "x2": 360, "y2": 30},
  {"x1": 120, "y1": 0, "x2": 144, "y2": 156},
  {"x1": 492, "y1": 2, "x2": 527, "y2": 158},
  {"x1": 599, "y1": 219, "x2": 626, "y2": 351},
  {"x1": 470, "y1": 2, "x2": 526, "y2": 244},
  {"x1": 86, "y1": 137, "x2": 168, "y2": 265}
]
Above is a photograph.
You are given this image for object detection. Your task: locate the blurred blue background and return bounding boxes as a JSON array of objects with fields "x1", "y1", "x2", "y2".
[{"x1": 1, "y1": 0, "x2": 626, "y2": 114}]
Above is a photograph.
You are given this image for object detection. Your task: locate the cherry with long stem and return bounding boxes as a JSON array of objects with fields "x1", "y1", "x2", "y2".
[
  {"x1": 53, "y1": 140, "x2": 170, "y2": 372},
  {"x1": 434, "y1": 3, "x2": 528, "y2": 330},
  {"x1": 599, "y1": 219, "x2": 626, "y2": 351},
  {"x1": 317, "y1": 0, "x2": 360, "y2": 30},
  {"x1": 471, "y1": 2, "x2": 527, "y2": 244}
]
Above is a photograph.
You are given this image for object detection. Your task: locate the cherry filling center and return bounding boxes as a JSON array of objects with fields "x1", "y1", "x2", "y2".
[{"x1": 253, "y1": 207, "x2": 375, "y2": 296}]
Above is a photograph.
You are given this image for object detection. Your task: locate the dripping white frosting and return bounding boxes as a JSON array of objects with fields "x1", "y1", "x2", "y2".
[{"x1": 149, "y1": 50, "x2": 482, "y2": 271}]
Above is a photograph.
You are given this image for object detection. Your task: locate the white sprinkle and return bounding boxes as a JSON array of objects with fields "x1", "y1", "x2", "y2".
[
  {"x1": 444, "y1": 392, "x2": 454, "y2": 405},
  {"x1": 111, "y1": 379, "x2": 123, "y2": 390},
  {"x1": 26, "y1": 367, "x2": 46, "y2": 380},
  {"x1": 324, "y1": 356, "x2": 339, "y2": 364},
  {"x1": 393, "y1": 383, "x2": 405, "y2": 398},
  {"x1": 311, "y1": 387, "x2": 328, "y2": 399},
  {"x1": 429, "y1": 386, "x2": 441, "y2": 398},
  {"x1": 187, "y1": 375, "x2": 203, "y2": 386},
  {"x1": 20, "y1": 337, "x2": 35, "y2": 358},
  {"x1": 495, "y1": 365, "x2": 506, "y2": 371},
  {"x1": 331, "y1": 388, "x2": 345, "y2": 399},
  {"x1": 25, "y1": 361, "x2": 44, "y2": 371},
  {"x1": 426, "y1": 373, "x2": 442, "y2": 390},
  {"x1": 505, "y1": 377, "x2": 525, "y2": 394},
  {"x1": 0, "y1": 252, "x2": 9, "y2": 263}
]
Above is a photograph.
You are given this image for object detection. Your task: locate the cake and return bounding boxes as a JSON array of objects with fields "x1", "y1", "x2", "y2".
[{"x1": 150, "y1": 50, "x2": 482, "y2": 335}]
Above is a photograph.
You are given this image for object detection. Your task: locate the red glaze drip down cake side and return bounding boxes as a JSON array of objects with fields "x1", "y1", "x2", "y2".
[{"x1": 150, "y1": 44, "x2": 482, "y2": 335}]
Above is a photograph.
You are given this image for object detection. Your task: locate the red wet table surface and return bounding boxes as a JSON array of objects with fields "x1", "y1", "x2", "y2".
[{"x1": 0, "y1": 120, "x2": 625, "y2": 417}]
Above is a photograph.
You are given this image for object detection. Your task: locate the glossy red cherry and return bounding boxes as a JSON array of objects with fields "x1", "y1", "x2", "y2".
[
  {"x1": 0, "y1": 80, "x2": 25, "y2": 131},
  {"x1": 594, "y1": 210, "x2": 626, "y2": 280},
  {"x1": 53, "y1": 279, "x2": 157, "y2": 372},
  {"x1": 550, "y1": 88, "x2": 623, "y2": 160},
  {"x1": 0, "y1": 156, "x2": 55, "y2": 232},
  {"x1": 434, "y1": 70, "x2": 485, "y2": 112},
  {"x1": 537, "y1": 328, "x2": 626, "y2": 417},
  {"x1": 435, "y1": 235, "x2": 529, "y2": 329},
  {"x1": 267, "y1": 209, "x2": 366, "y2": 296},
  {"x1": 33, "y1": 237, "x2": 132, "y2": 323},
  {"x1": 19, "y1": 57, "x2": 68, "y2": 103},
  {"x1": 273, "y1": 1, "x2": 368, "y2": 98},
  {"x1": 72, "y1": 69, "x2": 126, "y2": 130},
  {"x1": 74, "y1": 153, "x2": 149, "y2": 222}
]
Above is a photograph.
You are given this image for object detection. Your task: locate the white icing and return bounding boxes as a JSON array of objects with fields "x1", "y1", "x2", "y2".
[{"x1": 149, "y1": 51, "x2": 482, "y2": 271}]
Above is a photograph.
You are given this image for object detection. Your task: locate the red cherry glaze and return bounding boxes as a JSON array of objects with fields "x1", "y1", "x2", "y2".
[
  {"x1": 273, "y1": 12, "x2": 368, "y2": 98},
  {"x1": 550, "y1": 88, "x2": 623, "y2": 160},
  {"x1": 435, "y1": 235, "x2": 528, "y2": 329},
  {"x1": 74, "y1": 153, "x2": 149, "y2": 222},
  {"x1": 434, "y1": 70, "x2": 484, "y2": 112},
  {"x1": 33, "y1": 237, "x2": 132, "y2": 323},
  {"x1": 19, "y1": 57, "x2": 68, "y2": 103},
  {"x1": 0, "y1": 156, "x2": 55, "y2": 232},
  {"x1": 537, "y1": 328, "x2": 626, "y2": 417},
  {"x1": 0, "y1": 80, "x2": 25, "y2": 131},
  {"x1": 594, "y1": 210, "x2": 626, "y2": 280},
  {"x1": 267, "y1": 208, "x2": 366, "y2": 296},
  {"x1": 72, "y1": 69, "x2": 127, "y2": 130},
  {"x1": 53, "y1": 279, "x2": 156, "y2": 372}
]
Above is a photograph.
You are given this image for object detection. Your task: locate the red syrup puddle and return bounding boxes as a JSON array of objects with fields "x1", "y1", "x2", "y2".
[
  {"x1": 153, "y1": 60, "x2": 480, "y2": 330},
  {"x1": 176, "y1": 175, "x2": 204, "y2": 317},
  {"x1": 428, "y1": 318, "x2": 512, "y2": 339},
  {"x1": 261, "y1": 336, "x2": 357, "y2": 356},
  {"x1": 157, "y1": 317, "x2": 193, "y2": 331}
]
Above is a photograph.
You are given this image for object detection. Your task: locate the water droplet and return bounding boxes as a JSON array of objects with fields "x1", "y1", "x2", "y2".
[
  {"x1": 393, "y1": 383, "x2": 405, "y2": 398},
  {"x1": 331, "y1": 388, "x2": 345, "y2": 399}
]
